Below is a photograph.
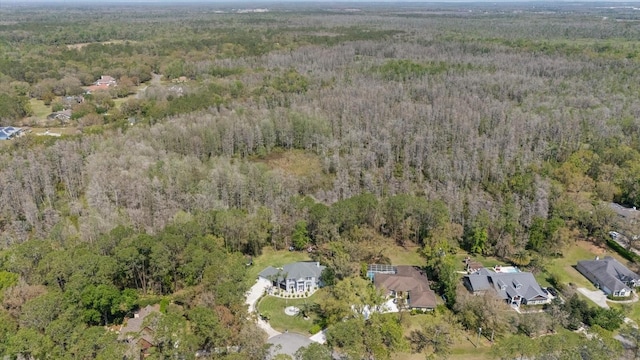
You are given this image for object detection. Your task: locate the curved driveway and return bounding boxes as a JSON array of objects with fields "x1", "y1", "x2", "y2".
[
  {"x1": 245, "y1": 278, "x2": 281, "y2": 338},
  {"x1": 245, "y1": 277, "x2": 328, "y2": 359}
]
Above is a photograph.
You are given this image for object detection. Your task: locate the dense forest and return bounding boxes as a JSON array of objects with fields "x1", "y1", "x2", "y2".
[{"x1": 2, "y1": 1, "x2": 640, "y2": 359}]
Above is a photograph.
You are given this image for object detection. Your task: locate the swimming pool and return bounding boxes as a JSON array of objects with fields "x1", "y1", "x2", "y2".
[{"x1": 494, "y1": 266, "x2": 520, "y2": 273}]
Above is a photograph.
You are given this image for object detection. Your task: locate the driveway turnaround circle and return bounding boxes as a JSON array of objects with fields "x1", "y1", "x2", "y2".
[{"x1": 268, "y1": 333, "x2": 313, "y2": 359}]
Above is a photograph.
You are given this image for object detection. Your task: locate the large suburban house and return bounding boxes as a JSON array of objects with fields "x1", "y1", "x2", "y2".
[
  {"x1": 576, "y1": 256, "x2": 640, "y2": 297},
  {"x1": 464, "y1": 267, "x2": 550, "y2": 307},
  {"x1": 259, "y1": 261, "x2": 326, "y2": 293},
  {"x1": 368, "y1": 264, "x2": 437, "y2": 310}
]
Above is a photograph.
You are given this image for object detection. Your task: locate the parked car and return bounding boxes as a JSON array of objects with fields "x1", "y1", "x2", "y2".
[
  {"x1": 546, "y1": 287, "x2": 558, "y2": 297},
  {"x1": 609, "y1": 231, "x2": 620, "y2": 239}
]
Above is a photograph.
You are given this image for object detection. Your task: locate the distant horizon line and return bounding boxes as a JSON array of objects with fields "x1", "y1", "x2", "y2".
[{"x1": 3, "y1": 0, "x2": 640, "y2": 4}]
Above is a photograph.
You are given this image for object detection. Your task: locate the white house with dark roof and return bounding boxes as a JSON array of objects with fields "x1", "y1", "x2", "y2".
[
  {"x1": 258, "y1": 261, "x2": 326, "y2": 293},
  {"x1": 464, "y1": 268, "x2": 550, "y2": 307},
  {"x1": 576, "y1": 256, "x2": 640, "y2": 297}
]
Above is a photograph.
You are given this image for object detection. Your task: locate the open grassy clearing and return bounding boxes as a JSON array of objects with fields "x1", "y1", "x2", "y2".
[
  {"x1": 384, "y1": 243, "x2": 425, "y2": 266},
  {"x1": 254, "y1": 149, "x2": 323, "y2": 177},
  {"x1": 30, "y1": 127, "x2": 79, "y2": 136},
  {"x1": 257, "y1": 290, "x2": 325, "y2": 335},
  {"x1": 538, "y1": 240, "x2": 630, "y2": 290},
  {"x1": 113, "y1": 96, "x2": 131, "y2": 109},
  {"x1": 66, "y1": 39, "x2": 138, "y2": 50},
  {"x1": 252, "y1": 149, "x2": 334, "y2": 191},
  {"x1": 29, "y1": 98, "x2": 50, "y2": 119},
  {"x1": 453, "y1": 252, "x2": 503, "y2": 270}
]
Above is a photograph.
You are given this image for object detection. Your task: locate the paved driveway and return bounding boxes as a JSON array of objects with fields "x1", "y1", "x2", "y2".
[
  {"x1": 245, "y1": 278, "x2": 281, "y2": 338},
  {"x1": 246, "y1": 278, "x2": 271, "y2": 313},
  {"x1": 577, "y1": 288, "x2": 610, "y2": 308},
  {"x1": 268, "y1": 333, "x2": 313, "y2": 359}
]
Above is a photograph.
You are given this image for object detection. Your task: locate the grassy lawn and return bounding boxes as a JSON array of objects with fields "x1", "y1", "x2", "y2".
[
  {"x1": 538, "y1": 240, "x2": 630, "y2": 290},
  {"x1": 256, "y1": 291, "x2": 324, "y2": 335},
  {"x1": 29, "y1": 99, "x2": 50, "y2": 119},
  {"x1": 609, "y1": 301, "x2": 640, "y2": 324},
  {"x1": 392, "y1": 312, "x2": 492, "y2": 360},
  {"x1": 385, "y1": 244, "x2": 425, "y2": 266},
  {"x1": 247, "y1": 247, "x2": 311, "y2": 280},
  {"x1": 538, "y1": 241, "x2": 597, "y2": 289},
  {"x1": 113, "y1": 96, "x2": 131, "y2": 109},
  {"x1": 453, "y1": 252, "x2": 503, "y2": 270}
]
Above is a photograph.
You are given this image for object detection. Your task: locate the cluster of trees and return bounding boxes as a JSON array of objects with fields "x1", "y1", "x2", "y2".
[
  {"x1": 1, "y1": 2, "x2": 640, "y2": 359},
  {"x1": 0, "y1": 222, "x2": 269, "y2": 359}
]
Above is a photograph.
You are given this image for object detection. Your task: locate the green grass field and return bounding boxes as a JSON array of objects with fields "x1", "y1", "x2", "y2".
[
  {"x1": 252, "y1": 149, "x2": 334, "y2": 191},
  {"x1": 385, "y1": 244, "x2": 425, "y2": 266},
  {"x1": 29, "y1": 99, "x2": 50, "y2": 119},
  {"x1": 453, "y1": 252, "x2": 504, "y2": 270},
  {"x1": 538, "y1": 241, "x2": 599, "y2": 289},
  {"x1": 257, "y1": 291, "x2": 324, "y2": 335},
  {"x1": 538, "y1": 240, "x2": 632, "y2": 290}
]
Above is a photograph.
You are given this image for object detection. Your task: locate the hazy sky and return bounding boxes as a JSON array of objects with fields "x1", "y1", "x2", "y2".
[
  {"x1": 5, "y1": 0, "x2": 640, "y2": 3},
  {"x1": 3, "y1": 0, "x2": 638, "y2": 5}
]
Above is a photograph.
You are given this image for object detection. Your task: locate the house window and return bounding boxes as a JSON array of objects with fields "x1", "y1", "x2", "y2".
[{"x1": 306, "y1": 277, "x2": 312, "y2": 280}]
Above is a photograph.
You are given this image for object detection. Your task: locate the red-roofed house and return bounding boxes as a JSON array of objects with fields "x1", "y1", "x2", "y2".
[{"x1": 86, "y1": 75, "x2": 117, "y2": 93}]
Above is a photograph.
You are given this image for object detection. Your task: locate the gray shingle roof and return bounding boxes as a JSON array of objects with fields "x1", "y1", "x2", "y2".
[
  {"x1": 258, "y1": 266, "x2": 280, "y2": 279},
  {"x1": 610, "y1": 203, "x2": 640, "y2": 221},
  {"x1": 577, "y1": 257, "x2": 640, "y2": 293},
  {"x1": 465, "y1": 268, "x2": 548, "y2": 302},
  {"x1": 118, "y1": 304, "x2": 160, "y2": 341},
  {"x1": 258, "y1": 262, "x2": 325, "y2": 281}
]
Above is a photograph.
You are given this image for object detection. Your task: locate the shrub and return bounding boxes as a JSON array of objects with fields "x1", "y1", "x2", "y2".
[
  {"x1": 309, "y1": 324, "x2": 322, "y2": 334},
  {"x1": 159, "y1": 298, "x2": 170, "y2": 313}
]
